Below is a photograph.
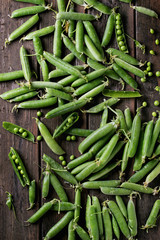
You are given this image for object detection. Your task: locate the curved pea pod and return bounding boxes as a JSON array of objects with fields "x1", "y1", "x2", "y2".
[
  {"x1": 101, "y1": 187, "x2": 132, "y2": 195},
  {"x1": 78, "y1": 122, "x2": 118, "y2": 154},
  {"x1": 120, "y1": 182, "x2": 158, "y2": 195},
  {"x1": 56, "y1": 12, "x2": 96, "y2": 21},
  {"x1": 107, "y1": 200, "x2": 131, "y2": 239},
  {"x1": 42, "y1": 170, "x2": 50, "y2": 199},
  {"x1": 45, "y1": 98, "x2": 88, "y2": 119},
  {"x1": 6, "y1": 14, "x2": 39, "y2": 44},
  {"x1": 124, "y1": 107, "x2": 132, "y2": 130},
  {"x1": 133, "y1": 126, "x2": 144, "y2": 171},
  {"x1": 129, "y1": 159, "x2": 159, "y2": 184},
  {"x1": 116, "y1": 196, "x2": 127, "y2": 220},
  {"x1": 102, "y1": 89, "x2": 141, "y2": 98},
  {"x1": 3, "y1": 121, "x2": 35, "y2": 143},
  {"x1": 8, "y1": 147, "x2": 30, "y2": 187},
  {"x1": 27, "y1": 180, "x2": 36, "y2": 210},
  {"x1": 15, "y1": 0, "x2": 46, "y2": 5},
  {"x1": 20, "y1": 46, "x2": 32, "y2": 82},
  {"x1": 50, "y1": 172, "x2": 68, "y2": 202},
  {"x1": 74, "y1": 188, "x2": 81, "y2": 223},
  {"x1": 128, "y1": 111, "x2": 141, "y2": 158},
  {"x1": 86, "y1": 98, "x2": 120, "y2": 113},
  {"x1": 0, "y1": 70, "x2": 24, "y2": 82},
  {"x1": 68, "y1": 220, "x2": 76, "y2": 240},
  {"x1": 84, "y1": 0, "x2": 111, "y2": 14},
  {"x1": 92, "y1": 196, "x2": 103, "y2": 239},
  {"x1": 147, "y1": 118, "x2": 160, "y2": 158},
  {"x1": 100, "y1": 108, "x2": 108, "y2": 127},
  {"x1": 115, "y1": 13, "x2": 128, "y2": 53},
  {"x1": 131, "y1": 6, "x2": 158, "y2": 18},
  {"x1": 27, "y1": 199, "x2": 58, "y2": 223},
  {"x1": 75, "y1": 224, "x2": 91, "y2": 240},
  {"x1": 67, "y1": 152, "x2": 93, "y2": 170},
  {"x1": 127, "y1": 195, "x2": 137, "y2": 237},
  {"x1": 51, "y1": 202, "x2": 76, "y2": 211},
  {"x1": 142, "y1": 120, "x2": 154, "y2": 162},
  {"x1": 102, "y1": 205, "x2": 112, "y2": 240},
  {"x1": 43, "y1": 154, "x2": 78, "y2": 185},
  {"x1": 75, "y1": 162, "x2": 97, "y2": 182},
  {"x1": 11, "y1": 5, "x2": 49, "y2": 18},
  {"x1": 82, "y1": 180, "x2": 121, "y2": 189},
  {"x1": 44, "y1": 211, "x2": 74, "y2": 239},
  {"x1": 89, "y1": 205, "x2": 99, "y2": 240},
  {"x1": 112, "y1": 214, "x2": 120, "y2": 240},
  {"x1": 106, "y1": 48, "x2": 140, "y2": 66},
  {"x1": 71, "y1": 162, "x2": 93, "y2": 175},
  {"x1": 144, "y1": 162, "x2": 160, "y2": 187},
  {"x1": 16, "y1": 97, "x2": 57, "y2": 109},
  {"x1": 142, "y1": 200, "x2": 160, "y2": 230},
  {"x1": 53, "y1": 112, "x2": 79, "y2": 138},
  {"x1": 114, "y1": 58, "x2": 145, "y2": 78},
  {"x1": 66, "y1": 128, "x2": 94, "y2": 137},
  {"x1": 101, "y1": 12, "x2": 115, "y2": 47}
]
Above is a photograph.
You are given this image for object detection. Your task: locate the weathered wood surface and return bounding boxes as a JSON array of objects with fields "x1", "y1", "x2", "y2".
[{"x1": 0, "y1": 0, "x2": 160, "y2": 239}]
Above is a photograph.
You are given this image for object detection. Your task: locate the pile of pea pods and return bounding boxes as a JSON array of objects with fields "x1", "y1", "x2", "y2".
[{"x1": 1, "y1": 0, "x2": 160, "y2": 239}]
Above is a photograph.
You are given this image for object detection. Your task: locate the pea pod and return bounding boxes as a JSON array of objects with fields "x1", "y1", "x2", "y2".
[
  {"x1": 115, "y1": 13, "x2": 128, "y2": 53},
  {"x1": 101, "y1": 187, "x2": 132, "y2": 195},
  {"x1": 133, "y1": 127, "x2": 144, "y2": 171},
  {"x1": 82, "y1": 180, "x2": 121, "y2": 189},
  {"x1": 92, "y1": 196, "x2": 103, "y2": 239},
  {"x1": 20, "y1": 46, "x2": 32, "y2": 82},
  {"x1": 120, "y1": 142, "x2": 129, "y2": 178},
  {"x1": 116, "y1": 109, "x2": 128, "y2": 132},
  {"x1": 147, "y1": 118, "x2": 160, "y2": 158},
  {"x1": 102, "y1": 205, "x2": 112, "y2": 240},
  {"x1": 68, "y1": 3, "x2": 75, "y2": 39},
  {"x1": 86, "y1": 98, "x2": 120, "y2": 113},
  {"x1": 68, "y1": 220, "x2": 75, "y2": 240},
  {"x1": 144, "y1": 162, "x2": 160, "y2": 187},
  {"x1": 84, "y1": 0, "x2": 111, "y2": 14},
  {"x1": 89, "y1": 205, "x2": 99, "y2": 240},
  {"x1": 27, "y1": 180, "x2": 36, "y2": 210},
  {"x1": 42, "y1": 170, "x2": 50, "y2": 199},
  {"x1": 71, "y1": 162, "x2": 93, "y2": 175},
  {"x1": 0, "y1": 70, "x2": 24, "y2": 82},
  {"x1": 124, "y1": 108, "x2": 132, "y2": 130},
  {"x1": 127, "y1": 195, "x2": 137, "y2": 237},
  {"x1": 6, "y1": 192, "x2": 16, "y2": 219},
  {"x1": 120, "y1": 182, "x2": 157, "y2": 194},
  {"x1": 101, "y1": 12, "x2": 115, "y2": 47},
  {"x1": 112, "y1": 214, "x2": 120, "y2": 240},
  {"x1": 51, "y1": 202, "x2": 76, "y2": 211},
  {"x1": 131, "y1": 6, "x2": 158, "y2": 18},
  {"x1": 11, "y1": 5, "x2": 49, "y2": 18},
  {"x1": 16, "y1": 97, "x2": 57, "y2": 109},
  {"x1": 45, "y1": 88, "x2": 73, "y2": 101},
  {"x1": 74, "y1": 188, "x2": 81, "y2": 223},
  {"x1": 3, "y1": 121, "x2": 35, "y2": 143},
  {"x1": 66, "y1": 128, "x2": 94, "y2": 137},
  {"x1": 142, "y1": 120, "x2": 154, "y2": 162},
  {"x1": 85, "y1": 195, "x2": 91, "y2": 234},
  {"x1": 56, "y1": 12, "x2": 96, "y2": 21},
  {"x1": 0, "y1": 86, "x2": 35, "y2": 100},
  {"x1": 103, "y1": 89, "x2": 141, "y2": 98},
  {"x1": 75, "y1": 162, "x2": 97, "y2": 182},
  {"x1": 22, "y1": 26, "x2": 55, "y2": 40},
  {"x1": 9, "y1": 91, "x2": 38, "y2": 102},
  {"x1": 75, "y1": 224, "x2": 91, "y2": 240},
  {"x1": 8, "y1": 147, "x2": 30, "y2": 187},
  {"x1": 116, "y1": 196, "x2": 127, "y2": 220}
]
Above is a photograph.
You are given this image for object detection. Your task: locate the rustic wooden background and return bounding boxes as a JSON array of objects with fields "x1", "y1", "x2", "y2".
[{"x1": 0, "y1": 0, "x2": 160, "y2": 239}]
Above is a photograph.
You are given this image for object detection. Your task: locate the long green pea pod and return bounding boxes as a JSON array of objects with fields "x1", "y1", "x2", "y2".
[
  {"x1": 152, "y1": 144, "x2": 160, "y2": 159},
  {"x1": 127, "y1": 195, "x2": 137, "y2": 237},
  {"x1": 0, "y1": 70, "x2": 24, "y2": 82},
  {"x1": 9, "y1": 91, "x2": 38, "y2": 103},
  {"x1": 84, "y1": 0, "x2": 111, "y2": 14},
  {"x1": 101, "y1": 12, "x2": 115, "y2": 47},
  {"x1": 89, "y1": 205, "x2": 99, "y2": 240},
  {"x1": 42, "y1": 170, "x2": 50, "y2": 198},
  {"x1": 116, "y1": 196, "x2": 128, "y2": 220},
  {"x1": 124, "y1": 107, "x2": 132, "y2": 130},
  {"x1": 112, "y1": 214, "x2": 120, "y2": 240},
  {"x1": 27, "y1": 180, "x2": 36, "y2": 210},
  {"x1": 71, "y1": 161, "x2": 93, "y2": 175},
  {"x1": 43, "y1": 154, "x2": 78, "y2": 185},
  {"x1": 107, "y1": 200, "x2": 131, "y2": 239},
  {"x1": 75, "y1": 224, "x2": 91, "y2": 240},
  {"x1": 16, "y1": 97, "x2": 57, "y2": 109},
  {"x1": 66, "y1": 128, "x2": 94, "y2": 137},
  {"x1": 128, "y1": 111, "x2": 141, "y2": 158},
  {"x1": 51, "y1": 202, "x2": 76, "y2": 212},
  {"x1": 8, "y1": 147, "x2": 30, "y2": 187},
  {"x1": 53, "y1": 112, "x2": 79, "y2": 138},
  {"x1": 20, "y1": 46, "x2": 32, "y2": 82},
  {"x1": 131, "y1": 6, "x2": 158, "y2": 18},
  {"x1": 144, "y1": 162, "x2": 160, "y2": 187},
  {"x1": 23, "y1": 25, "x2": 55, "y2": 40},
  {"x1": 74, "y1": 188, "x2": 81, "y2": 223},
  {"x1": 120, "y1": 141, "x2": 129, "y2": 178},
  {"x1": 35, "y1": 118, "x2": 65, "y2": 155},
  {"x1": 147, "y1": 118, "x2": 160, "y2": 157},
  {"x1": 120, "y1": 182, "x2": 157, "y2": 194},
  {"x1": 133, "y1": 127, "x2": 144, "y2": 171},
  {"x1": 116, "y1": 109, "x2": 128, "y2": 132},
  {"x1": 15, "y1": 0, "x2": 46, "y2": 5},
  {"x1": 67, "y1": 152, "x2": 93, "y2": 170},
  {"x1": 68, "y1": 220, "x2": 76, "y2": 240},
  {"x1": 92, "y1": 196, "x2": 103, "y2": 239},
  {"x1": 85, "y1": 195, "x2": 91, "y2": 234},
  {"x1": 86, "y1": 98, "x2": 120, "y2": 113},
  {"x1": 102, "y1": 205, "x2": 112, "y2": 240},
  {"x1": 102, "y1": 89, "x2": 142, "y2": 98},
  {"x1": 68, "y1": 3, "x2": 75, "y2": 39},
  {"x1": 27, "y1": 199, "x2": 57, "y2": 223},
  {"x1": 75, "y1": 162, "x2": 97, "y2": 182},
  {"x1": 100, "y1": 108, "x2": 108, "y2": 127},
  {"x1": 82, "y1": 180, "x2": 121, "y2": 189},
  {"x1": 101, "y1": 187, "x2": 132, "y2": 196},
  {"x1": 53, "y1": 20, "x2": 63, "y2": 58},
  {"x1": 3, "y1": 121, "x2": 35, "y2": 142}
]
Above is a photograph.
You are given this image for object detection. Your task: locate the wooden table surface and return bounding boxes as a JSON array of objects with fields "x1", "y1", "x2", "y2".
[{"x1": 1, "y1": 0, "x2": 160, "y2": 239}]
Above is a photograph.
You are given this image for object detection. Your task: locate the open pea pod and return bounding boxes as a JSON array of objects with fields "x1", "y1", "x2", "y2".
[
  {"x1": 53, "y1": 112, "x2": 79, "y2": 138},
  {"x1": 3, "y1": 121, "x2": 35, "y2": 143},
  {"x1": 8, "y1": 147, "x2": 30, "y2": 187}
]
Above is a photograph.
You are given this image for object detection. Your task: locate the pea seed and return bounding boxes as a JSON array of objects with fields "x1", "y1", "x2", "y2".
[
  {"x1": 66, "y1": 136, "x2": 71, "y2": 141},
  {"x1": 121, "y1": 46, "x2": 127, "y2": 51},
  {"x1": 37, "y1": 135, "x2": 42, "y2": 141},
  {"x1": 71, "y1": 136, "x2": 76, "y2": 141},
  {"x1": 59, "y1": 156, "x2": 64, "y2": 161},
  {"x1": 147, "y1": 62, "x2": 151, "y2": 67},
  {"x1": 150, "y1": 28, "x2": 155, "y2": 34},
  {"x1": 22, "y1": 131, "x2": 28, "y2": 138},
  {"x1": 144, "y1": 70, "x2": 148, "y2": 75},
  {"x1": 119, "y1": 41, "x2": 124, "y2": 47},
  {"x1": 155, "y1": 39, "x2": 160, "y2": 45},
  {"x1": 68, "y1": 118, "x2": 73, "y2": 123},
  {"x1": 156, "y1": 71, "x2": 160, "y2": 77},
  {"x1": 117, "y1": 36, "x2": 123, "y2": 41},
  {"x1": 37, "y1": 111, "x2": 42, "y2": 117},
  {"x1": 15, "y1": 159, "x2": 19, "y2": 164},
  {"x1": 116, "y1": 14, "x2": 121, "y2": 20},
  {"x1": 148, "y1": 72, "x2": 153, "y2": 77},
  {"x1": 116, "y1": 20, "x2": 121, "y2": 25},
  {"x1": 12, "y1": 155, "x2": 16, "y2": 160},
  {"x1": 62, "y1": 160, "x2": 66, "y2": 166},
  {"x1": 146, "y1": 66, "x2": 151, "y2": 72},
  {"x1": 14, "y1": 127, "x2": 19, "y2": 133},
  {"x1": 70, "y1": 155, "x2": 75, "y2": 160},
  {"x1": 63, "y1": 126, "x2": 67, "y2": 130},
  {"x1": 152, "y1": 112, "x2": 157, "y2": 117},
  {"x1": 19, "y1": 128, "x2": 24, "y2": 133},
  {"x1": 116, "y1": 25, "x2": 121, "y2": 30},
  {"x1": 155, "y1": 86, "x2": 159, "y2": 91},
  {"x1": 142, "y1": 102, "x2": 147, "y2": 107},
  {"x1": 23, "y1": 175, "x2": 26, "y2": 178},
  {"x1": 141, "y1": 77, "x2": 146, "y2": 83},
  {"x1": 66, "y1": 123, "x2": 70, "y2": 127},
  {"x1": 20, "y1": 170, "x2": 24, "y2": 175},
  {"x1": 117, "y1": 30, "x2": 122, "y2": 35},
  {"x1": 150, "y1": 50, "x2": 155, "y2": 55},
  {"x1": 154, "y1": 100, "x2": 159, "y2": 106},
  {"x1": 18, "y1": 166, "x2": 22, "y2": 170}
]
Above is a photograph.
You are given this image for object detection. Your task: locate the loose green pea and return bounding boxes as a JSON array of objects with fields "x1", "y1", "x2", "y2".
[
  {"x1": 150, "y1": 50, "x2": 155, "y2": 55},
  {"x1": 71, "y1": 136, "x2": 76, "y2": 141},
  {"x1": 152, "y1": 112, "x2": 157, "y2": 117},
  {"x1": 66, "y1": 136, "x2": 71, "y2": 141},
  {"x1": 12, "y1": 155, "x2": 16, "y2": 160},
  {"x1": 18, "y1": 166, "x2": 22, "y2": 170},
  {"x1": 144, "y1": 70, "x2": 148, "y2": 75},
  {"x1": 37, "y1": 111, "x2": 42, "y2": 117},
  {"x1": 155, "y1": 39, "x2": 160, "y2": 45},
  {"x1": 59, "y1": 156, "x2": 64, "y2": 161},
  {"x1": 156, "y1": 71, "x2": 160, "y2": 77},
  {"x1": 15, "y1": 159, "x2": 19, "y2": 164},
  {"x1": 147, "y1": 62, "x2": 151, "y2": 67},
  {"x1": 148, "y1": 72, "x2": 153, "y2": 77},
  {"x1": 142, "y1": 102, "x2": 147, "y2": 107},
  {"x1": 154, "y1": 100, "x2": 159, "y2": 106},
  {"x1": 22, "y1": 131, "x2": 28, "y2": 138},
  {"x1": 146, "y1": 66, "x2": 151, "y2": 72},
  {"x1": 14, "y1": 128, "x2": 19, "y2": 133},
  {"x1": 19, "y1": 128, "x2": 24, "y2": 133},
  {"x1": 37, "y1": 135, "x2": 42, "y2": 141},
  {"x1": 62, "y1": 160, "x2": 66, "y2": 166},
  {"x1": 141, "y1": 77, "x2": 146, "y2": 83},
  {"x1": 20, "y1": 170, "x2": 24, "y2": 175},
  {"x1": 155, "y1": 86, "x2": 159, "y2": 91},
  {"x1": 150, "y1": 29, "x2": 154, "y2": 34},
  {"x1": 70, "y1": 155, "x2": 75, "y2": 160}
]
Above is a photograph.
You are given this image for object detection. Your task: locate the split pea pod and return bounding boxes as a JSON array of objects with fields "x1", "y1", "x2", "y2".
[
  {"x1": 101, "y1": 187, "x2": 132, "y2": 195},
  {"x1": 16, "y1": 97, "x2": 57, "y2": 109},
  {"x1": 22, "y1": 26, "x2": 55, "y2": 40},
  {"x1": 102, "y1": 205, "x2": 112, "y2": 240},
  {"x1": 101, "y1": 12, "x2": 115, "y2": 47},
  {"x1": 8, "y1": 147, "x2": 30, "y2": 187},
  {"x1": 0, "y1": 70, "x2": 24, "y2": 82},
  {"x1": 127, "y1": 195, "x2": 137, "y2": 237},
  {"x1": 44, "y1": 211, "x2": 74, "y2": 239},
  {"x1": 35, "y1": 118, "x2": 65, "y2": 155},
  {"x1": 112, "y1": 214, "x2": 120, "y2": 240},
  {"x1": 50, "y1": 172, "x2": 68, "y2": 202},
  {"x1": 144, "y1": 162, "x2": 160, "y2": 187},
  {"x1": 3, "y1": 121, "x2": 35, "y2": 142},
  {"x1": 89, "y1": 205, "x2": 99, "y2": 240},
  {"x1": 43, "y1": 154, "x2": 78, "y2": 185},
  {"x1": 42, "y1": 170, "x2": 50, "y2": 198},
  {"x1": 27, "y1": 180, "x2": 36, "y2": 210},
  {"x1": 27, "y1": 199, "x2": 57, "y2": 223},
  {"x1": 107, "y1": 200, "x2": 131, "y2": 239},
  {"x1": 129, "y1": 159, "x2": 159, "y2": 184},
  {"x1": 68, "y1": 220, "x2": 75, "y2": 240},
  {"x1": 82, "y1": 180, "x2": 121, "y2": 189},
  {"x1": 120, "y1": 182, "x2": 157, "y2": 194},
  {"x1": 128, "y1": 111, "x2": 141, "y2": 158},
  {"x1": 124, "y1": 107, "x2": 132, "y2": 130},
  {"x1": 75, "y1": 224, "x2": 91, "y2": 240},
  {"x1": 53, "y1": 20, "x2": 63, "y2": 58},
  {"x1": 74, "y1": 188, "x2": 81, "y2": 223},
  {"x1": 11, "y1": 5, "x2": 49, "y2": 18},
  {"x1": 84, "y1": 0, "x2": 111, "y2": 14},
  {"x1": 116, "y1": 196, "x2": 127, "y2": 220},
  {"x1": 114, "y1": 58, "x2": 145, "y2": 78},
  {"x1": 131, "y1": 6, "x2": 158, "y2": 18},
  {"x1": 20, "y1": 46, "x2": 32, "y2": 82},
  {"x1": 92, "y1": 196, "x2": 103, "y2": 239},
  {"x1": 86, "y1": 98, "x2": 120, "y2": 113},
  {"x1": 45, "y1": 98, "x2": 88, "y2": 119},
  {"x1": 147, "y1": 118, "x2": 160, "y2": 158},
  {"x1": 102, "y1": 89, "x2": 141, "y2": 98},
  {"x1": 6, "y1": 14, "x2": 39, "y2": 44},
  {"x1": 57, "y1": 12, "x2": 96, "y2": 21}
]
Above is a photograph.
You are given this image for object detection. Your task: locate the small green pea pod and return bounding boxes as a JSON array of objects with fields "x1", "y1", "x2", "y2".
[
  {"x1": 20, "y1": 46, "x2": 32, "y2": 82},
  {"x1": 152, "y1": 144, "x2": 160, "y2": 158},
  {"x1": 116, "y1": 196, "x2": 128, "y2": 220},
  {"x1": 102, "y1": 205, "x2": 112, "y2": 240},
  {"x1": 6, "y1": 192, "x2": 17, "y2": 219},
  {"x1": 22, "y1": 26, "x2": 55, "y2": 40},
  {"x1": 11, "y1": 5, "x2": 48, "y2": 18},
  {"x1": 68, "y1": 3, "x2": 75, "y2": 39},
  {"x1": 53, "y1": 20, "x2": 63, "y2": 58},
  {"x1": 124, "y1": 107, "x2": 132, "y2": 130},
  {"x1": 120, "y1": 141, "x2": 129, "y2": 178},
  {"x1": 101, "y1": 187, "x2": 132, "y2": 195},
  {"x1": 142, "y1": 120, "x2": 154, "y2": 162},
  {"x1": 89, "y1": 205, "x2": 99, "y2": 240},
  {"x1": 116, "y1": 109, "x2": 128, "y2": 132},
  {"x1": 42, "y1": 171, "x2": 50, "y2": 198},
  {"x1": 120, "y1": 182, "x2": 157, "y2": 194},
  {"x1": 128, "y1": 111, "x2": 141, "y2": 158},
  {"x1": 115, "y1": 13, "x2": 128, "y2": 53},
  {"x1": 92, "y1": 196, "x2": 104, "y2": 239},
  {"x1": 101, "y1": 12, "x2": 115, "y2": 47},
  {"x1": 8, "y1": 147, "x2": 30, "y2": 187},
  {"x1": 9, "y1": 91, "x2": 38, "y2": 102},
  {"x1": 51, "y1": 202, "x2": 76, "y2": 212},
  {"x1": 44, "y1": 211, "x2": 74, "y2": 239},
  {"x1": 66, "y1": 128, "x2": 94, "y2": 137},
  {"x1": 75, "y1": 224, "x2": 91, "y2": 240},
  {"x1": 144, "y1": 162, "x2": 160, "y2": 187},
  {"x1": 100, "y1": 108, "x2": 108, "y2": 127},
  {"x1": 76, "y1": 21, "x2": 84, "y2": 53},
  {"x1": 0, "y1": 86, "x2": 35, "y2": 100},
  {"x1": 75, "y1": 162, "x2": 97, "y2": 182},
  {"x1": 50, "y1": 172, "x2": 68, "y2": 202},
  {"x1": 142, "y1": 200, "x2": 160, "y2": 230},
  {"x1": 53, "y1": 112, "x2": 79, "y2": 138},
  {"x1": 85, "y1": 195, "x2": 91, "y2": 234},
  {"x1": 147, "y1": 118, "x2": 160, "y2": 158},
  {"x1": 127, "y1": 195, "x2": 137, "y2": 237},
  {"x1": 0, "y1": 70, "x2": 24, "y2": 82},
  {"x1": 68, "y1": 220, "x2": 76, "y2": 240},
  {"x1": 133, "y1": 127, "x2": 144, "y2": 171},
  {"x1": 112, "y1": 214, "x2": 120, "y2": 240},
  {"x1": 67, "y1": 152, "x2": 93, "y2": 170},
  {"x1": 17, "y1": 97, "x2": 57, "y2": 109},
  {"x1": 74, "y1": 188, "x2": 81, "y2": 223},
  {"x1": 131, "y1": 6, "x2": 158, "y2": 18},
  {"x1": 27, "y1": 180, "x2": 36, "y2": 210},
  {"x1": 71, "y1": 162, "x2": 93, "y2": 175}
]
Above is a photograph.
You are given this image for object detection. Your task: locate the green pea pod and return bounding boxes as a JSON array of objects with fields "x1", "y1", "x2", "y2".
[
  {"x1": 120, "y1": 182, "x2": 157, "y2": 194},
  {"x1": 42, "y1": 171, "x2": 50, "y2": 199},
  {"x1": 68, "y1": 3, "x2": 75, "y2": 40},
  {"x1": 89, "y1": 205, "x2": 99, "y2": 240},
  {"x1": 120, "y1": 141, "x2": 129, "y2": 177},
  {"x1": 0, "y1": 86, "x2": 35, "y2": 100},
  {"x1": 147, "y1": 118, "x2": 160, "y2": 158},
  {"x1": 3, "y1": 121, "x2": 35, "y2": 143},
  {"x1": 75, "y1": 21, "x2": 84, "y2": 54},
  {"x1": 133, "y1": 127, "x2": 144, "y2": 171},
  {"x1": 85, "y1": 195, "x2": 91, "y2": 234},
  {"x1": 102, "y1": 89, "x2": 142, "y2": 98},
  {"x1": 43, "y1": 154, "x2": 78, "y2": 185},
  {"x1": 152, "y1": 144, "x2": 160, "y2": 159},
  {"x1": 101, "y1": 187, "x2": 132, "y2": 195},
  {"x1": 143, "y1": 200, "x2": 160, "y2": 230},
  {"x1": 74, "y1": 188, "x2": 81, "y2": 223},
  {"x1": 112, "y1": 214, "x2": 120, "y2": 240},
  {"x1": 23, "y1": 26, "x2": 55, "y2": 40},
  {"x1": 9, "y1": 91, "x2": 38, "y2": 102},
  {"x1": 27, "y1": 180, "x2": 36, "y2": 210},
  {"x1": 71, "y1": 162, "x2": 93, "y2": 175},
  {"x1": 0, "y1": 70, "x2": 24, "y2": 82},
  {"x1": 20, "y1": 46, "x2": 32, "y2": 82},
  {"x1": 92, "y1": 196, "x2": 103, "y2": 239},
  {"x1": 124, "y1": 107, "x2": 132, "y2": 130},
  {"x1": 116, "y1": 196, "x2": 128, "y2": 220},
  {"x1": 75, "y1": 162, "x2": 97, "y2": 182},
  {"x1": 53, "y1": 112, "x2": 79, "y2": 138},
  {"x1": 84, "y1": 0, "x2": 111, "y2": 14},
  {"x1": 56, "y1": 12, "x2": 96, "y2": 21},
  {"x1": 101, "y1": 12, "x2": 115, "y2": 47},
  {"x1": 131, "y1": 6, "x2": 158, "y2": 18},
  {"x1": 68, "y1": 220, "x2": 76, "y2": 240},
  {"x1": 66, "y1": 128, "x2": 94, "y2": 137},
  {"x1": 144, "y1": 162, "x2": 160, "y2": 187},
  {"x1": 17, "y1": 97, "x2": 57, "y2": 109},
  {"x1": 102, "y1": 205, "x2": 112, "y2": 240},
  {"x1": 142, "y1": 120, "x2": 154, "y2": 162},
  {"x1": 6, "y1": 192, "x2": 17, "y2": 219},
  {"x1": 127, "y1": 195, "x2": 137, "y2": 237},
  {"x1": 51, "y1": 202, "x2": 76, "y2": 211},
  {"x1": 75, "y1": 224, "x2": 91, "y2": 240},
  {"x1": 11, "y1": 6, "x2": 49, "y2": 18},
  {"x1": 116, "y1": 109, "x2": 128, "y2": 132},
  {"x1": 82, "y1": 180, "x2": 121, "y2": 189},
  {"x1": 115, "y1": 13, "x2": 128, "y2": 53},
  {"x1": 8, "y1": 147, "x2": 30, "y2": 187},
  {"x1": 53, "y1": 20, "x2": 63, "y2": 58},
  {"x1": 100, "y1": 108, "x2": 108, "y2": 127}
]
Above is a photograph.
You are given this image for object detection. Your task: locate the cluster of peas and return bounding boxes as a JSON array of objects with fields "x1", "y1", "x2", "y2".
[
  {"x1": 14, "y1": 127, "x2": 28, "y2": 138},
  {"x1": 11, "y1": 154, "x2": 25, "y2": 177},
  {"x1": 115, "y1": 13, "x2": 128, "y2": 52},
  {"x1": 59, "y1": 155, "x2": 75, "y2": 166}
]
